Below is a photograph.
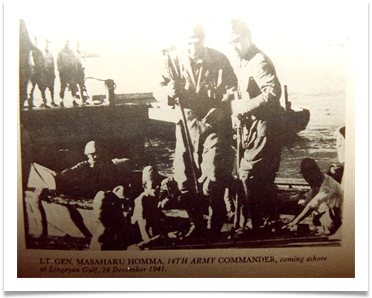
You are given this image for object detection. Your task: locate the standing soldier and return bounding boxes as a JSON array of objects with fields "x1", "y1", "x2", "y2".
[
  {"x1": 57, "y1": 38, "x2": 80, "y2": 107},
  {"x1": 157, "y1": 22, "x2": 237, "y2": 239},
  {"x1": 29, "y1": 36, "x2": 49, "y2": 108},
  {"x1": 229, "y1": 18, "x2": 283, "y2": 237},
  {"x1": 43, "y1": 39, "x2": 58, "y2": 107},
  {"x1": 19, "y1": 19, "x2": 33, "y2": 109},
  {"x1": 76, "y1": 40, "x2": 88, "y2": 104}
]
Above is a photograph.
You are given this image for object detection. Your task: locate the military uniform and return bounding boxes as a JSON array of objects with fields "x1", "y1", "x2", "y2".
[
  {"x1": 58, "y1": 160, "x2": 119, "y2": 199},
  {"x1": 29, "y1": 46, "x2": 48, "y2": 107},
  {"x1": 57, "y1": 45, "x2": 78, "y2": 101},
  {"x1": 76, "y1": 48, "x2": 86, "y2": 101},
  {"x1": 236, "y1": 44, "x2": 283, "y2": 227},
  {"x1": 43, "y1": 48, "x2": 56, "y2": 105},
  {"x1": 161, "y1": 47, "x2": 237, "y2": 235},
  {"x1": 19, "y1": 19, "x2": 33, "y2": 109}
]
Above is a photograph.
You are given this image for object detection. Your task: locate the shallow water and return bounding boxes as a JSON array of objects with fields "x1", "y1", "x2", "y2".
[
  {"x1": 26, "y1": 36, "x2": 348, "y2": 181},
  {"x1": 145, "y1": 56, "x2": 347, "y2": 180}
]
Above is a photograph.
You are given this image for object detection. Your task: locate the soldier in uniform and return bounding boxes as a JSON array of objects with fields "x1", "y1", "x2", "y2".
[
  {"x1": 229, "y1": 19, "x2": 283, "y2": 236},
  {"x1": 58, "y1": 140, "x2": 120, "y2": 199},
  {"x1": 19, "y1": 19, "x2": 33, "y2": 109},
  {"x1": 57, "y1": 38, "x2": 80, "y2": 107},
  {"x1": 157, "y1": 22, "x2": 237, "y2": 239},
  {"x1": 57, "y1": 141, "x2": 120, "y2": 238},
  {"x1": 43, "y1": 39, "x2": 58, "y2": 107},
  {"x1": 29, "y1": 36, "x2": 49, "y2": 108},
  {"x1": 75, "y1": 40, "x2": 88, "y2": 104}
]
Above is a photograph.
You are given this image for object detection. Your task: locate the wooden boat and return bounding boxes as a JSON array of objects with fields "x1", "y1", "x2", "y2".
[
  {"x1": 23, "y1": 162, "x2": 341, "y2": 251},
  {"x1": 20, "y1": 86, "x2": 315, "y2": 251}
]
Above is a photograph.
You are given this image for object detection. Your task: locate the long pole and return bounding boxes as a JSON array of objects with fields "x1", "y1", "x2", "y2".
[
  {"x1": 177, "y1": 97, "x2": 200, "y2": 196},
  {"x1": 164, "y1": 51, "x2": 199, "y2": 196},
  {"x1": 233, "y1": 91, "x2": 242, "y2": 231}
]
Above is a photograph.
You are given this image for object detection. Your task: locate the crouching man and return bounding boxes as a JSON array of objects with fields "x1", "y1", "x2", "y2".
[
  {"x1": 130, "y1": 166, "x2": 181, "y2": 249},
  {"x1": 283, "y1": 158, "x2": 343, "y2": 236}
]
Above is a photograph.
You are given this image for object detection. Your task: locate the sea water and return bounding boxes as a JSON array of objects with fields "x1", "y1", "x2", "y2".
[
  {"x1": 24, "y1": 22, "x2": 348, "y2": 180},
  {"x1": 144, "y1": 44, "x2": 348, "y2": 180}
]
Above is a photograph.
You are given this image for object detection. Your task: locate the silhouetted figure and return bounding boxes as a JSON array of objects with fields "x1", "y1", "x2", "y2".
[
  {"x1": 29, "y1": 36, "x2": 49, "y2": 108},
  {"x1": 58, "y1": 141, "x2": 120, "y2": 199},
  {"x1": 157, "y1": 22, "x2": 237, "y2": 239},
  {"x1": 230, "y1": 19, "x2": 283, "y2": 237},
  {"x1": 57, "y1": 38, "x2": 79, "y2": 107},
  {"x1": 43, "y1": 39, "x2": 58, "y2": 107},
  {"x1": 75, "y1": 40, "x2": 87, "y2": 104},
  {"x1": 19, "y1": 19, "x2": 33, "y2": 109},
  {"x1": 57, "y1": 141, "x2": 120, "y2": 238}
]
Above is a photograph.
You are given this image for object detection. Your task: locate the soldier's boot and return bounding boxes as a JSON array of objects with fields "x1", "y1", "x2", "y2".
[
  {"x1": 28, "y1": 93, "x2": 36, "y2": 109},
  {"x1": 50, "y1": 95, "x2": 58, "y2": 107},
  {"x1": 40, "y1": 98, "x2": 51, "y2": 109}
]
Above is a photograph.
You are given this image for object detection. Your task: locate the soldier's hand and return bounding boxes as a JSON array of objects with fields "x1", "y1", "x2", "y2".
[
  {"x1": 158, "y1": 198, "x2": 169, "y2": 209},
  {"x1": 282, "y1": 220, "x2": 299, "y2": 232},
  {"x1": 202, "y1": 178, "x2": 217, "y2": 196},
  {"x1": 202, "y1": 108, "x2": 222, "y2": 125},
  {"x1": 222, "y1": 87, "x2": 237, "y2": 102}
]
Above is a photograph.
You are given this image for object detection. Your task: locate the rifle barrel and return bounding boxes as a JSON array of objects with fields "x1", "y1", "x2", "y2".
[{"x1": 177, "y1": 98, "x2": 200, "y2": 196}]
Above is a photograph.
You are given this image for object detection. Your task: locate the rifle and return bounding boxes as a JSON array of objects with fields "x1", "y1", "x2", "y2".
[
  {"x1": 165, "y1": 51, "x2": 200, "y2": 196},
  {"x1": 231, "y1": 92, "x2": 254, "y2": 233},
  {"x1": 177, "y1": 97, "x2": 200, "y2": 196},
  {"x1": 231, "y1": 91, "x2": 243, "y2": 231}
]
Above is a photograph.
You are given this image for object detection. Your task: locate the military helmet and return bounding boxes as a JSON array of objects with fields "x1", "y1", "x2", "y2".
[
  {"x1": 230, "y1": 18, "x2": 252, "y2": 42},
  {"x1": 185, "y1": 22, "x2": 206, "y2": 42},
  {"x1": 84, "y1": 140, "x2": 96, "y2": 155},
  {"x1": 142, "y1": 165, "x2": 162, "y2": 183}
]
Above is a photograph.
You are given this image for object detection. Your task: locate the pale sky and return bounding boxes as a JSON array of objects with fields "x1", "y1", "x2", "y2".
[{"x1": 23, "y1": 16, "x2": 351, "y2": 94}]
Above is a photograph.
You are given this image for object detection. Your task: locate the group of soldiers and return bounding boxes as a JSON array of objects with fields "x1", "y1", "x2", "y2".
[
  {"x1": 20, "y1": 23, "x2": 87, "y2": 109},
  {"x1": 155, "y1": 19, "x2": 285, "y2": 240},
  {"x1": 47, "y1": 19, "x2": 343, "y2": 250}
]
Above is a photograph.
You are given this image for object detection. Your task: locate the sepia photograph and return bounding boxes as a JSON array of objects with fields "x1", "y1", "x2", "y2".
[{"x1": 6, "y1": 0, "x2": 365, "y2": 286}]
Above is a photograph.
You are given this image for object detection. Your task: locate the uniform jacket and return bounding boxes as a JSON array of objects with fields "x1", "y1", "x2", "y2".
[
  {"x1": 161, "y1": 47, "x2": 237, "y2": 188},
  {"x1": 57, "y1": 46, "x2": 77, "y2": 75},
  {"x1": 58, "y1": 160, "x2": 119, "y2": 198},
  {"x1": 238, "y1": 45, "x2": 283, "y2": 179},
  {"x1": 30, "y1": 46, "x2": 46, "y2": 83},
  {"x1": 44, "y1": 49, "x2": 55, "y2": 79},
  {"x1": 162, "y1": 47, "x2": 237, "y2": 119},
  {"x1": 238, "y1": 44, "x2": 282, "y2": 120}
]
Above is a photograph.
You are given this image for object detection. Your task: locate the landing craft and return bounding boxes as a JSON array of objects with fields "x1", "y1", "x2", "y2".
[{"x1": 19, "y1": 64, "x2": 320, "y2": 251}]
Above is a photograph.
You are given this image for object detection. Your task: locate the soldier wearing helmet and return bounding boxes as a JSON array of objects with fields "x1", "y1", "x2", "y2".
[
  {"x1": 58, "y1": 140, "x2": 119, "y2": 199},
  {"x1": 56, "y1": 141, "x2": 121, "y2": 239},
  {"x1": 229, "y1": 18, "x2": 283, "y2": 237},
  {"x1": 57, "y1": 37, "x2": 80, "y2": 107},
  {"x1": 157, "y1": 21, "x2": 237, "y2": 239}
]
